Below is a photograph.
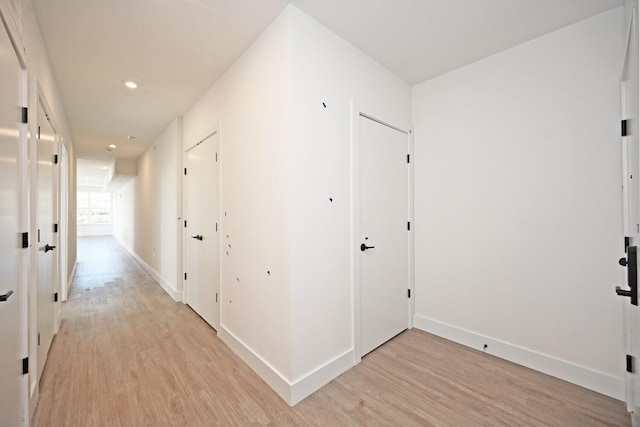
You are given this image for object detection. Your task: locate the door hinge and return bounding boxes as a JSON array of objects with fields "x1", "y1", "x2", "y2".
[
  {"x1": 184, "y1": 168, "x2": 187, "y2": 176},
  {"x1": 627, "y1": 354, "x2": 634, "y2": 373},
  {"x1": 21, "y1": 107, "x2": 28, "y2": 124},
  {"x1": 216, "y1": 293, "x2": 218, "y2": 303},
  {"x1": 54, "y1": 292, "x2": 58, "y2": 302},
  {"x1": 216, "y1": 152, "x2": 218, "y2": 162},
  {"x1": 54, "y1": 154, "x2": 59, "y2": 164},
  {"x1": 407, "y1": 221, "x2": 411, "y2": 231},
  {"x1": 408, "y1": 289, "x2": 411, "y2": 298},
  {"x1": 37, "y1": 332, "x2": 40, "y2": 346},
  {"x1": 22, "y1": 357, "x2": 28, "y2": 375},
  {"x1": 184, "y1": 220, "x2": 187, "y2": 228},
  {"x1": 184, "y1": 273, "x2": 187, "y2": 280},
  {"x1": 626, "y1": 236, "x2": 631, "y2": 253},
  {"x1": 37, "y1": 126, "x2": 41, "y2": 140},
  {"x1": 54, "y1": 223, "x2": 58, "y2": 233},
  {"x1": 22, "y1": 232, "x2": 28, "y2": 248},
  {"x1": 216, "y1": 222, "x2": 218, "y2": 232},
  {"x1": 407, "y1": 154, "x2": 410, "y2": 163},
  {"x1": 622, "y1": 119, "x2": 629, "y2": 137}
]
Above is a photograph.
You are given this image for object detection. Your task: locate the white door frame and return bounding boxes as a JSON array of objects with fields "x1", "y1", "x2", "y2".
[
  {"x1": 351, "y1": 101, "x2": 414, "y2": 364},
  {"x1": 59, "y1": 144, "x2": 69, "y2": 301},
  {"x1": 182, "y1": 124, "x2": 222, "y2": 330}
]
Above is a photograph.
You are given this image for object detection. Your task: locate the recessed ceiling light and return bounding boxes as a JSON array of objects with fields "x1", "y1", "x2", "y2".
[
  {"x1": 101, "y1": 166, "x2": 109, "y2": 170},
  {"x1": 108, "y1": 144, "x2": 117, "y2": 149},
  {"x1": 124, "y1": 81, "x2": 138, "y2": 89},
  {"x1": 127, "y1": 135, "x2": 136, "y2": 140}
]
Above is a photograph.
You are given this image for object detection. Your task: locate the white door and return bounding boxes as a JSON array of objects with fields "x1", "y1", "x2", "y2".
[
  {"x1": 36, "y1": 101, "x2": 58, "y2": 382},
  {"x1": 359, "y1": 114, "x2": 410, "y2": 356},
  {"x1": 184, "y1": 132, "x2": 220, "y2": 329},
  {"x1": 620, "y1": 5, "x2": 640, "y2": 424},
  {"x1": 0, "y1": 16, "x2": 26, "y2": 427}
]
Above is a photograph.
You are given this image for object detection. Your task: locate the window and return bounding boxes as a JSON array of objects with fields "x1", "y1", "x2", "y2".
[{"x1": 77, "y1": 191, "x2": 111, "y2": 224}]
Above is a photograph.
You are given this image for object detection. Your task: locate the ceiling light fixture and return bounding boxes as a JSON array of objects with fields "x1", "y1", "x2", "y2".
[
  {"x1": 108, "y1": 144, "x2": 117, "y2": 149},
  {"x1": 127, "y1": 135, "x2": 136, "y2": 140},
  {"x1": 124, "y1": 81, "x2": 138, "y2": 89}
]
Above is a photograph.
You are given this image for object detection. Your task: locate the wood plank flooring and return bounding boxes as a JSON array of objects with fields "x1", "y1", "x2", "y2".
[{"x1": 32, "y1": 236, "x2": 630, "y2": 426}]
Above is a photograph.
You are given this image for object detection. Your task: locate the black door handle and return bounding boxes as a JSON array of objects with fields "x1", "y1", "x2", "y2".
[
  {"x1": 616, "y1": 286, "x2": 633, "y2": 298},
  {"x1": 360, "y1": 243, "x2": 375, "y2": 252},
  {"x1": 616, "y1": 286, "x2": 631, "y2": 298},
  {"x1": 191, "y1": 235, "x2": 203, "y2": 241},
  {"x1": 0, "y1": 290, "x2": 13, "y2": 302},
  {"x1": 44, "y1": 244, "x2": 56, "y2": 253},
  {"x1": 617, "y1": 246, "x2": 638, "y2": 305}
]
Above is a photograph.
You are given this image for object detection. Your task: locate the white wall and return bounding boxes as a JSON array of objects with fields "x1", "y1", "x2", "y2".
[
  {"x1": 182, "y1": 8, "x2": 293, "y2": 388},
  {"x1": 113, "y1": 118, "x2": 182, "y2": 300},
  {"x1": 413, "y1": 7, "x2": 625, "y2": 399},
  {"x1": 127, "y1": 5, "x2": 411, "y2": 404},
  {"x1": 288, "y1": 5, "x2": 411, "y2": 401}
]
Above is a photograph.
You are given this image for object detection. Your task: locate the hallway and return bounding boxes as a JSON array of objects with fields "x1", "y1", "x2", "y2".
[{"x1": 32, "y1": 237, "x2": 630, "y2": 426}]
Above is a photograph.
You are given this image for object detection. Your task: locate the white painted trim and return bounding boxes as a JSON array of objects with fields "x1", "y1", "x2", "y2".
[
  {"x1": 414, "y1": 314, "x2": 625, "y2": 401},
  {"x1": 120, "y1": 243, "x2": 182, "y2": 302},
  {"x1": 218, "y1": 324, "x2": 292, "y2": 403},
  {"x1": 66, "y1": 261, "x2": 77, "y2": 298},
  {"x1": 290, "y1": 349, "x2": 353, "y2": 405},
  {"x1": 219, "y1": 324, "x2": 354, "y2": 406}
]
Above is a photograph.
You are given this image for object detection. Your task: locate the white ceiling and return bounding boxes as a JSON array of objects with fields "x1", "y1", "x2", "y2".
[{"x1": 32, "y1": 0, "x2": 623, "y2": 179}]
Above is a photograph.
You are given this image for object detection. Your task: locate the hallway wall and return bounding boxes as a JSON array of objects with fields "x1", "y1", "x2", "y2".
[
  {"x1": 115, "y1": 118, "x2": 182, "y2": 301},
  {"x1": 412, "y1": 7, "x2": 625, "y2": 399}
]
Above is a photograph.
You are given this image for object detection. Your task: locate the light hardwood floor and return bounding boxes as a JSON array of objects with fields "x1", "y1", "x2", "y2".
[{"x1": 32, "y1": 236, "x2": 630, "y2": 426}]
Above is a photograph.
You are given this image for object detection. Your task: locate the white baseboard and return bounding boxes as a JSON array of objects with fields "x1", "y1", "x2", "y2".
[
  {"x1": 218, "y1": 324, "x2": 354, "y2": 406},
  {"x1": 414, "y1": 314, "x2": 625, "y2": 401},
  {"x1": 290, "y1": 348, "x2": 353, "y2": 405},
  {"x1": 120, "y1": 244, "x2": 181, "y2": 302},
  {"x1": 67, "y1": 261, "x2": 77, "y2": 286}
]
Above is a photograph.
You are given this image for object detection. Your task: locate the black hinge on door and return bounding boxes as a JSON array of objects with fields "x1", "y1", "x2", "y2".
[
  {"x1": 407, "y1": 221, "x2": 411, "y2": 231},
  {"x1": 54, "y1": 154, "x2": 58, "y2": 164},
  {"x1": 628, "y1": 354, "x2": 634, "y2": 373},
  {"x1": 37, "y1": 126, "x2": 41, "y2": 140},
  {"x1": 626, "y1": 236, "x2": 631, "y2": 253},
  {"x1": 216, "y1": 293, "x2": 218, "y2": 303},
  {"x1": 184, "y1": 273, "x2": 187, "y2": 280},
  {"x1": 22, "y1": 232, "x2": 28, "y2": 248},
  {"x1": 22, "y1": 357, "x2": 28, "y2": 375},
  {"x1": 407, "y1": 154, "x2": 410, "y2": 163},
  {"x1": 21, "y1": 107, "x2": 28, "y2": 124},
  {"x1": 216, "y1": 223, "x2": 218, "y2": 232},
  {"x1": 54, "y1": 292, "x2": 58, "y2": 302},
  {"x1": 54, "y1": 223, "x2": 58, "y2": 233},
  {"x1": 216, "y1": 152, "x2": 218, "y2": 162},
  {"x1": 622, "y1": 120, "x2": 629, "y2": 137},
  {"x1": 408, "y1": 289, "x2": 411, "y2": 298},
  {"x1": 37, "y1": 333, "x2": 40, "y2": 346},
  {"x1": 37, "y1": 229, "x2": 40, "y2": 243},
  {"x1": 184, "y1": 220, "x2": 187, "y2": 228},
  {"x1": 184, "y1": 168, "x2": 187, "y2": 176}
]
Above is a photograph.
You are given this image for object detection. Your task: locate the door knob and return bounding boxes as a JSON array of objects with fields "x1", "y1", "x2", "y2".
[
  {"x1": 616, "y1": 286, "x2": 633, "y2": 298},
  {"x1": 191, "y1": 235, "x2": 203, "y2": 241},
  {"x1": 0, "y1": 290, "x2": 13, "y2": 302},
  {"x1": 360, "y1": 243, "x2": 375, "y2": 252},
  {"x1": 44, "y1": 244, "x2": 56, "y2": 253}
]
